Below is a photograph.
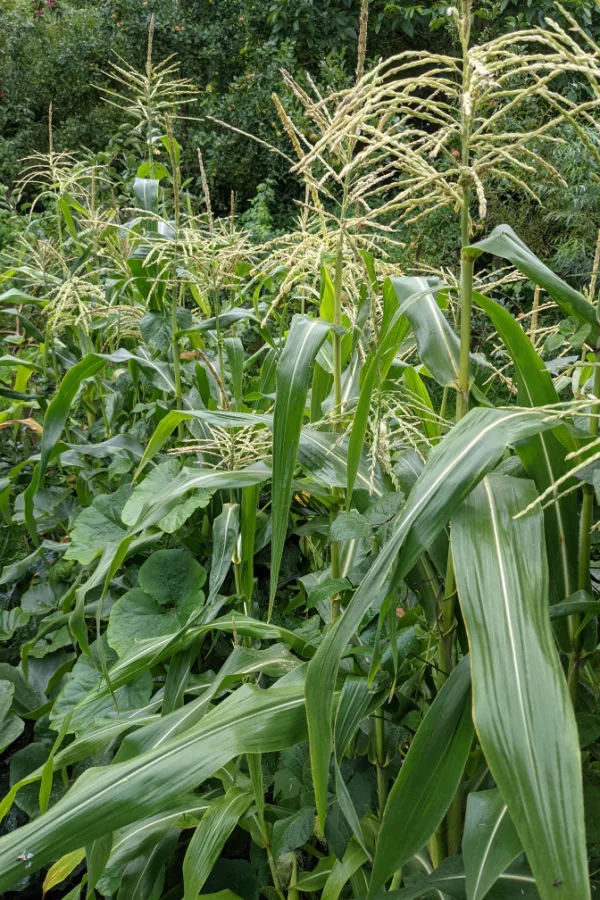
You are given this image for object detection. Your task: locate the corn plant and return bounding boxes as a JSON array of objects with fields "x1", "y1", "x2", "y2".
[{"x1": 1, "y1": 3, "x2": 600, "y2": 900}]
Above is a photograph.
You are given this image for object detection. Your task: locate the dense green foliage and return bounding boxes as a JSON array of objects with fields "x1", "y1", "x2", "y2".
[{"x1": 2, "y1": 2, "x2": 600, "y2": 899}]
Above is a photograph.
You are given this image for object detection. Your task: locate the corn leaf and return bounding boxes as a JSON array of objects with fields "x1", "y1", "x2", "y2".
[
  {"x1": 452, "y1": 474, "x2": 589, "y2": 900},
  {"x1": 472, "y1": 225, "x2": 598, "y2": 337},
  {"x1": 270, "y1": 315, "x2": 333, "y2": 616},
  {"x1": 463, "y1": 789, "x2": 521, "y2": 900},
  {"x1": 368, "y1": 657, "x2": 473, "y2": 897},
  {"x1": 208, "y1": 503, "x2": 239, "y2": 602},
  {"x1": 183, "y1": 787, "x2": 253, "y2": 899}
]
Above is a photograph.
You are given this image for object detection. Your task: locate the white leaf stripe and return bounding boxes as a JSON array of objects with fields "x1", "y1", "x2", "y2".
[{"x1": 470, "y1": 800, "x2": 509, "y2": 900}]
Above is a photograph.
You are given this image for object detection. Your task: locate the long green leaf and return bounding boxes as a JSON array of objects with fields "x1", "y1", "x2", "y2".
[
  {"x1": 270, "y1": 315, "x2": 332, "y2": 616},
  {"x1": 322, "y1": 838, "x2": 368, "y2": 900},
  {"x1": 119, "y1": 829, "x2": 178, "y2": 900},
  {"x1": 463, "y1": 789, "x2": 521, "y2": 900},
  {"x1": 183, "y1": 788, "x2": 253, "y2": 899},
  {"x1": 346, "y1": 300, "x2": 408, "y2": 501},
  {"x1": 240, "y1": 484, "x2": 259, "y2": 601},
  {"x1": 368, "y1": 657, "x2": 473, "y2": 897},
  {"x1": 0, "y1": 684, "x2": 307, "y2": 893},
  {"x1": 299, "y1": 428, "x2": 385, "y2": 496},
  {"x1": 208, "y1": 503, "x2": 239, "y2": 602},
  {"x1": 403, "y1": 366, "x2": 440, "y2": 443},
  {"x1": 452, "y1": 474, "x2": 589, "y2": 900},
  {"x1": 39, "y1": 354, "x2": 107, "y2": 482},
  {"x1": 305, "y1": 406, "x2": 560, "y2": 828},
  {"x1": 69, "y1": 615, "x2": 313, "y2": 717}
]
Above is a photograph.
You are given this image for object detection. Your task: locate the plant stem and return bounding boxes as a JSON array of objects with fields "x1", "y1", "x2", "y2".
[
  {"x1": 441, "y1": 4, "x2": 473, "y2": 858},
  {"x1": 390, "y1": 870, "x2": 403, "y2": 890},
  {"x1": 455, "y1": 0, "x2": 474, "y2": 424},
  {"x1": 330, "y1": 227, "x2": 345, "y2": 623},
  {"x1": 571, "y1": 228, "x2": 600, "y2": 701},
  {"x1": 578, "y1": 349, "x2": 600, "y2": 595},
  {"x1": 171, "y1": 289, "x2": 183, "y2": 431},
  {"x1": 438, "y1": 550, "x2": 457, "y2": 685},
  {"x1": 455, "y1": 210, "x2": 475, "y2": 423},
  {"x1": 287, "y1": 854, "x2": 299, "y2": 900},
  {"x1": 571, "y1": 354, "x2": 600, "y2": 700},
  {"x1": 446, "y1": 779, "x2": 463, "y2": 858},
  {"x1": 427, "y1": 828, "x2": 445, "y2": 869},
  {"x1": 375, "y1": 711, "x2": 388, "y2": 816}
]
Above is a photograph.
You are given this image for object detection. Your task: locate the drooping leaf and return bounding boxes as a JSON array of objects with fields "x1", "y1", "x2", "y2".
[
  {"x1": 471, "y1": 224, "x2": 598, "y2": 337},
  {"x1": 299, "y1": 428, "x2": 385, "y2": 497},
  {"x1": 390, "y1": 276, "x2": 482, "y2": 389},
  {"x1": 114, "y1": 644, "x2": 300, "y2": 763},
  {"x1": 39, "y1": 355, "x2": 113, "y2": 484},
  {"x1": 306, "y1": 406, "x2": 560, "y2": 829},
  {"x1": 0, "y1": 684, "x2": 307, "y2": 893},
  {"x1": 452, "y1": 474, "x2": 589, "y2": 900},
  {"x1": 270, "y1": 316, "x2": 333, "y2": 616},
  {"x1": 183, "y1": 788, "x2": 253, "y2": 900}
]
